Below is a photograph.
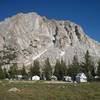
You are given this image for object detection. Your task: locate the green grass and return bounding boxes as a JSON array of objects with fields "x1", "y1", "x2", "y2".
[{"x1": 0, "y1": 81, "x2": 100, "y2": 100}]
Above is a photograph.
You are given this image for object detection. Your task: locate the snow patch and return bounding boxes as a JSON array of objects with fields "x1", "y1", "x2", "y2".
[{"x1": 25, "y1": 49, "x2": 48, "y2": 66}]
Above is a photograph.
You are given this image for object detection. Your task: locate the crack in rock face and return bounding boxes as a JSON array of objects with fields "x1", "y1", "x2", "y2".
[{"x1": 0, "y1": 12, "x2": 100, "y2": 67}]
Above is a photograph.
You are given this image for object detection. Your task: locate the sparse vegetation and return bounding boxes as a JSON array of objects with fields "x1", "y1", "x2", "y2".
[{"x1": 0, "y1": 81, "x2": 100, "y2": 100}]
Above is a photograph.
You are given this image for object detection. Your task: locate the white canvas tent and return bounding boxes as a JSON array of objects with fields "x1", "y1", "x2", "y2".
[
  {"x1": 64, "y1": 76, "x2": 72, "y2": 82},
  {"x1": 32, "y1": 75, "x2": 40, "y2": 81},
  {"x1": 51, "y1": 75, "x2": 57, "y2": 81},
  {"x1": 76, "y1": 73, "x2": 87, "y2": 83}
]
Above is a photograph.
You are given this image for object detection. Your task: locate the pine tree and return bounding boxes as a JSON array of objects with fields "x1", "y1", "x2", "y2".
[
  {"x1": 82, "y1": 50, "x2": 94, "y2": 81},
  {"x1": 3, "y1": 68, "x2": 9, "y2": 79},
  {"x1": 54, "y1": 60, "x2": 67, "y2": 80},
  {"x1": 67, "y1": 55, "x2": 81, "y2": 81},
  {"x1": 97, "y1": 61, "x2": 100, "y2": 77},
  {"x1": 8, "y1": 64, "x2": 18, "y2": 79},
  {"x1": 43, "y1": 58, "x2": 52, "y2": 80},
  {"x1": 29, "y1": 60, "x2": 40, "y2": 77},
  {"x1": 21, "y1": 65, "x2": 27, "y2": 79},
  {"x1": 0, "y1": 67, "x2": 5, "y2": 79},
  {"x1": 33, "y1": 60, "x2": 40, "y2": 76},
  {"x1": 54, "y1": 60, "x2": 61, "y2": 80},
  {"x1": 29, "y1": 64, "x2": 33, "y2": 78},
  {"x1": 60, "y1": 60, "x2": 67, "y2": 78}
]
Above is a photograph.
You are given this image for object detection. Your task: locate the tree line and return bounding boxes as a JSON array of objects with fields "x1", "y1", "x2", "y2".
[{"x1": 0, "y1": 50, "x2": 100, "y2": 81}]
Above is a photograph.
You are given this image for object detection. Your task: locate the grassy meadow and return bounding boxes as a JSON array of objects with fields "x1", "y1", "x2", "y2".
[{"x1": 0, "y1": 81, "x2": 100, "y2": 100}]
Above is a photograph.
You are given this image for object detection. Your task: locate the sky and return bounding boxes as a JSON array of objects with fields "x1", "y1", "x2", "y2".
[{"x1": 0, "y1": 0, "x2": 100, "y2": 42}]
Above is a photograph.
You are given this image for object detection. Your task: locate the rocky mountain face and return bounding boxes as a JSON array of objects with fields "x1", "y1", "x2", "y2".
[{"x1": 0, "y1": 12, "x2": 100, "y2": 67}]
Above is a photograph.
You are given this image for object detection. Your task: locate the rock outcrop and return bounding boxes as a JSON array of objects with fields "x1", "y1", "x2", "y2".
[
  {"x1": 0, "y1": 12, "x2": 100, "y2": 67},
  {"x1": 8, "y1": 87, "x2": 21, "y2": 92}
]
